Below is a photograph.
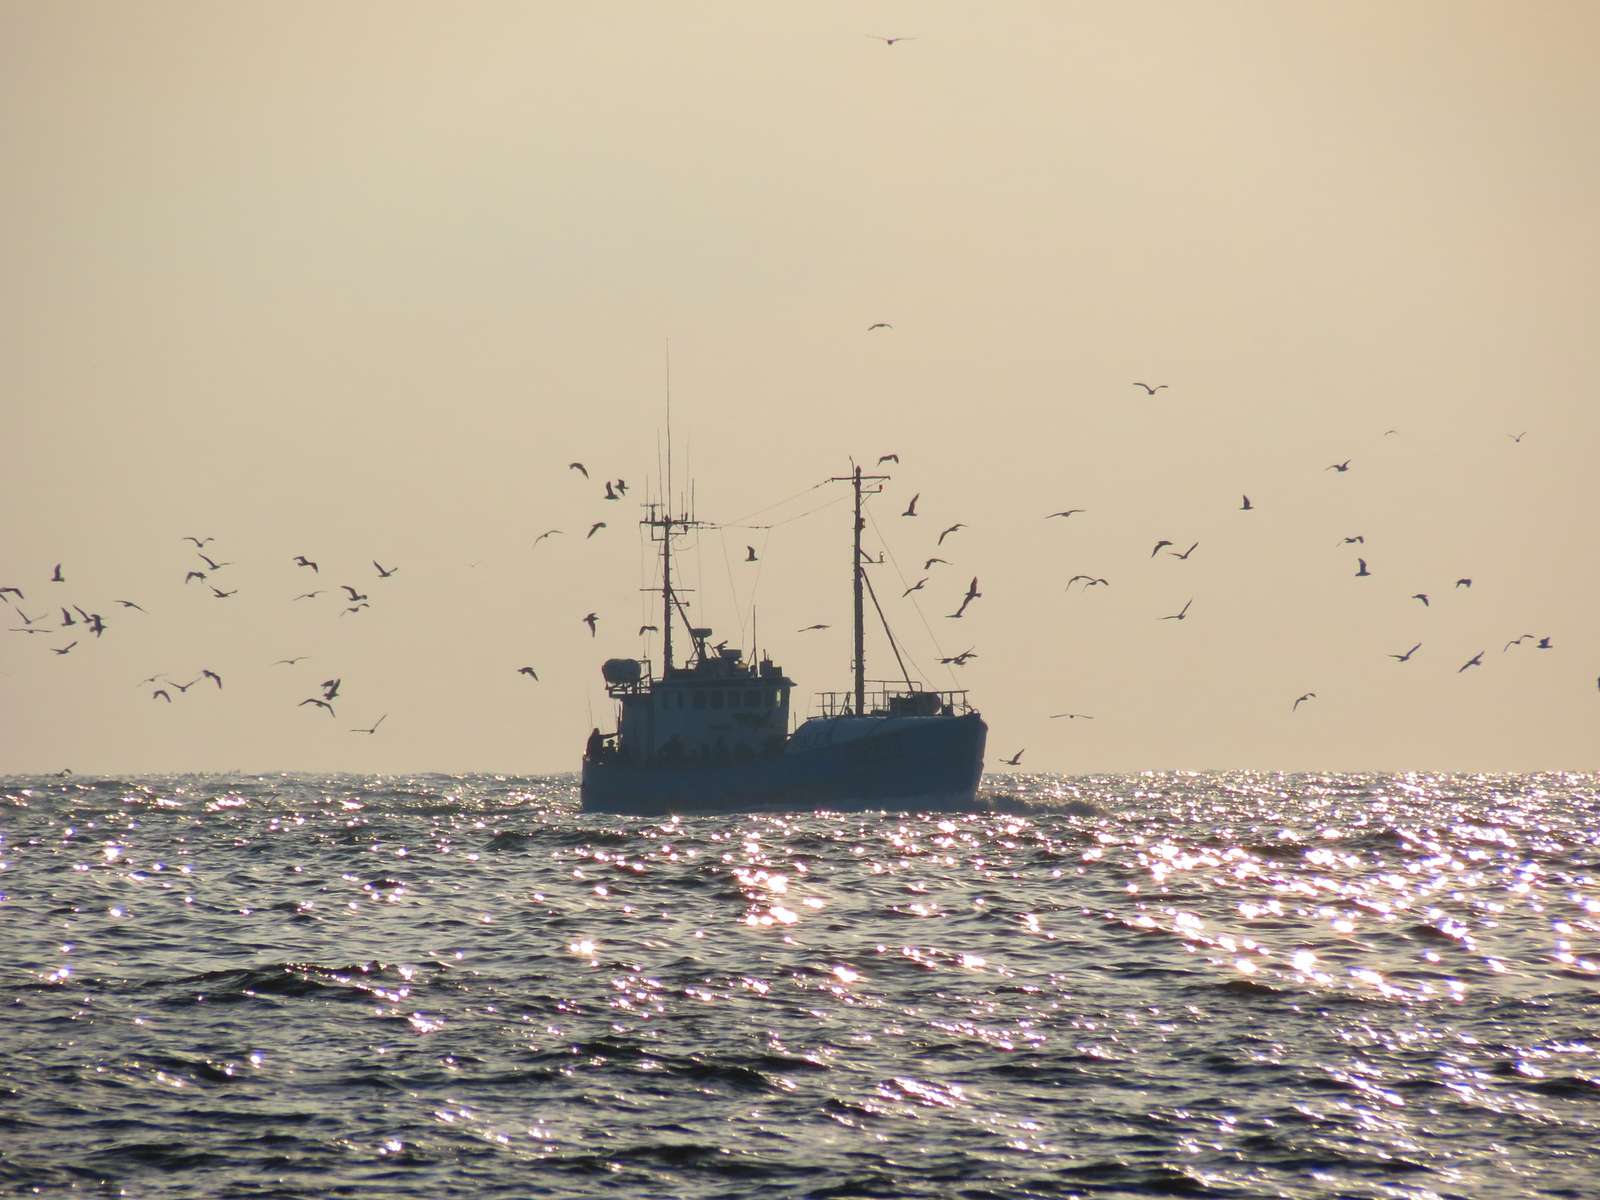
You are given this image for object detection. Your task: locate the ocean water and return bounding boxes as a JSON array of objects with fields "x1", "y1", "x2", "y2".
[{"x1": 2, "y1": 773, "x2": 1597, "y2": 1199}]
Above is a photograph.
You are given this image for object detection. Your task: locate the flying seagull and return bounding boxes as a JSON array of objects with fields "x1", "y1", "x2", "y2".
[
  {"x1": 210, "y1": 586, "x2": 237, "y2": 599},
  {"x1": 583, "y1": 612, "x2": 599, "y2": 637},
  {"x1": 1292, "y1": 692, "x2": 1316, "y2": 711},
  {"x1": 52, "y1": 641, "x2": 77, "y2": 655},
  {"x1": 50, "y1": 564, "x2": 64, "y2": 582},
  {"x1": 937, "y1": 523, "x2": 965, "y2": 545},
  {"x1": 998, "y1": 749, "x2": 1025, "y2": 766},
  {"x1": 182, "y1": 536, "x2": 213, "y2": 548},
  {"x1": 587, "y1": 522, "x2": 606, "y2": 539},
  {"x1": 1170, "y1": 542, "x2": 1199, "y2": 560},
  {"x1": 1458, "y1": 651, "x2": 1485, "y2": 673},
  {"x1": 1503, "y1": 634, "x2": 1535, "y2": 652},
  {"x1": 116, "y1": 599, "x2": 147, "y2": 613},
  {"x1": 1327, "y1": 460, "x2": 1351, "y2": 473},
  {"x1": 152, "y1": 689, "x2": 172, "y2": 703},
  {"x1": 373, "y1": 561, "x2": 398, "y2": 578},
  {"x1": 1050, "y1": 712, "x2": 1095, "y2": 720},
  {"x1": 534, "y1": 529, "x2": 562, "y2": 545},
  {"x1": 866, "y1": 36, "x2": 915, "y2": 46},
  {"x1": 948, "y1": 577, "x2": 981, "y2": 619},
  {"x1": 638, "y1": 624, "x2": 658, "y2": 635},
  {"x1": 197, "y1": 553, "x2": 231, "y2": 571},
  {"x1": 1161, "y1": 598, "x2": 1193, "y2": 621},
  {"x1": 1150, "y1": 540, "x2": 1173, "y2": 557},
  {"x1": 1508, "y1": 431, "x2": 1527, "y2": 443},
  {"x1": 293, "y1": 555, "x2": 318, "y2": 572},
  {"x1": 569, "y1": 462, "x2": 588, "y2": 477},
  {"x1": 517, "y1": 666, "x2": 539, "y2": 680},
  {"x1": 201, "y1": 669, "x2": 222, "y2": 688},
  {"x1": 273, "y1": 656, "x2": 308, "y2": 666},
  {"x1": 877, "y1": 453, "x2": 899, "y2": 464},
  {"x1": 1355, "y1": 558, "x2": 1371, "y2": 577},
  {"x1": 604, "y1": 480, "x2": 619, "y2": 500},
  {"x1": 902, "y1": 493, "x2": 919, "y2": 517},
  {"x1": 797, "y1": 623, "x2": 829, "y2": 632},
  {"x1": 1390, "y1": 643, "x2": 1421, "y2": 662},
  {"x1": 341, "y1": 586, "x2": 367, "y2": 602},
  {"x1": 299, "y1": 698, "x2": 336, "y2": 716},
  {"x1": 1046, "y1": 509, "x2": 1085, "y2": 519},
  {"x1": 902, "y1": 578, "x2": 928, "y2": 597},
  {"x1": 923, "y1": 557, "x2": 948, "y2": 570},
  {"x1": 321, "y1": 678, "x2": 341, "y2": 701},
  {"x1": 1339, "y1": 536, "x2": 1365, "y2": 546},
  {"x1": 1132, "y1": 382, "x2": 1168, "y2": 395},
  {"x1": 745, "y1": 546, "x2": 758, "y2": 562},
  {"x1": 293, "y1": 590, "x2": 324, "y2": 601},
  {"x1": 351, "y1": 714, "x2": 388, "y2": 734},
  {"x1": 1412, "y1": 593, "x2": 1430, "y2": 606},
  {"x1": 1455, "y1": 578, "x2": 1472, "y2": 589},
  {"x1": 1240, "y1": 495, "x2": 1253, "y2": 511}
]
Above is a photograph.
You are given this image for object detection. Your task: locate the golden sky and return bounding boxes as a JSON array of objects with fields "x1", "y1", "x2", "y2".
[{"x1": 4, "y1": 1, "x2": 1597, "y2": 773}]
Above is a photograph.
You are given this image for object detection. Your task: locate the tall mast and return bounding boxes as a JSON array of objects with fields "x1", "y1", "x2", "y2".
[
  {"x1": 662, "y1": 340, "x2": 674, "y2": 676},
  {"x1": 661, "y1": 508, "x2": 674, "y2": 677},
  {"x1": 852, "y1": 465, "x2": 865, "y2": 714},
  {"x1": 830, "y1": 464, "x2": 887, "y2": 715}
]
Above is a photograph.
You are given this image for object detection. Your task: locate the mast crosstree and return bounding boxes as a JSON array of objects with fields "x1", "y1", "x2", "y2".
[{"x1": 644, "y1": 502, "x2": 702, "y2": 677}]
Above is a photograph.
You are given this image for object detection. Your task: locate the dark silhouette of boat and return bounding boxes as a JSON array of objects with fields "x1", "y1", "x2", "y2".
[{"x1": 580, "y1": 464, "x2": 987, "y2": 814}]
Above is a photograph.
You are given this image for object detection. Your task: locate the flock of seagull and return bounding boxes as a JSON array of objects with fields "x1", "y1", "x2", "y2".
[
  {"x1": 809, "y1": 375, "x2": 1585, "y2": 768},
  {"x1": 6, "y1": 375, "x2": 1588, "y2": 771},
  {"x1": 4, "y1": 537, "x2": 401, "y2": 734}
]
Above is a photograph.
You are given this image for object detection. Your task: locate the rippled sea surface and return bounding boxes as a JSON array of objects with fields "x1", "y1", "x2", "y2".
[{"x1": 3, "y1": 773, "x2": 1598, "y2": 1199}]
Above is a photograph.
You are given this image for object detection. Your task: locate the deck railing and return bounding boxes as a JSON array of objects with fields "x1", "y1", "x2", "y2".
[{"x1": 810, "y1": 682, "x2": 973, "y2": 718}]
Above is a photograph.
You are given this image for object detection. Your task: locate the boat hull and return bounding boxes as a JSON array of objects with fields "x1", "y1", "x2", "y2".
[{"x1": 580, "y1": 712, "x2": 988, "y2": 815}]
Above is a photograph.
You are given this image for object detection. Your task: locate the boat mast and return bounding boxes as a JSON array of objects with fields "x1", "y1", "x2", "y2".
[
  {"x1": 662, "y1": 340, "x2": 674, "y2": 677},
  {"x1": 661, "y1": 506, "x2": 674, "y2": 677},
  {"x1": 852, "y1": 466, "x2": 865, "y2": 714},
  {"x1": 832, "y1": 464, "x2": 887, "y2": 715}
]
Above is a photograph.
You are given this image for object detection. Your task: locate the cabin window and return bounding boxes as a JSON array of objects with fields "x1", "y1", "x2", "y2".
[
  {"x1": 693, "y1": 691, "x2": 707, "y2": 710},
  {"x1": 710, "y1": 691, "x2": 724, "y2": 710},
  {"x1": 769, "y1": 687, "x2": 781, "y2": 707}
]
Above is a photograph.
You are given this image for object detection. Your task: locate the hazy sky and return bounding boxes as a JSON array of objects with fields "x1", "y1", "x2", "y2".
[{"x1": 4, "y1": 1, "x2": 1597, "y2": 775}]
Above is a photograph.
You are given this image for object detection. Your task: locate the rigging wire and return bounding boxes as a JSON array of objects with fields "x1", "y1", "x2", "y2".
[
  {"x1": 746, "y1": 525, "x2": 772, "y2": 660},
  {"x1": 716, "y1": 526, "x2": 747, "y2": 651},
  {"x1": 720, "y1": 478, "x2": 830, "y2": 529},
  {"x1": 716, "y1": 490, "x2": 851, "y2": 533},
  {"x1": 864, "y1": 502, "x2": 962, "y2": 689}
]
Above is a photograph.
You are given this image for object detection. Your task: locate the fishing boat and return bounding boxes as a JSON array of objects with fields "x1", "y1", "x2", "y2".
[{"x1": 579, "y1": 464, "x2": 988, "y2": 814}]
